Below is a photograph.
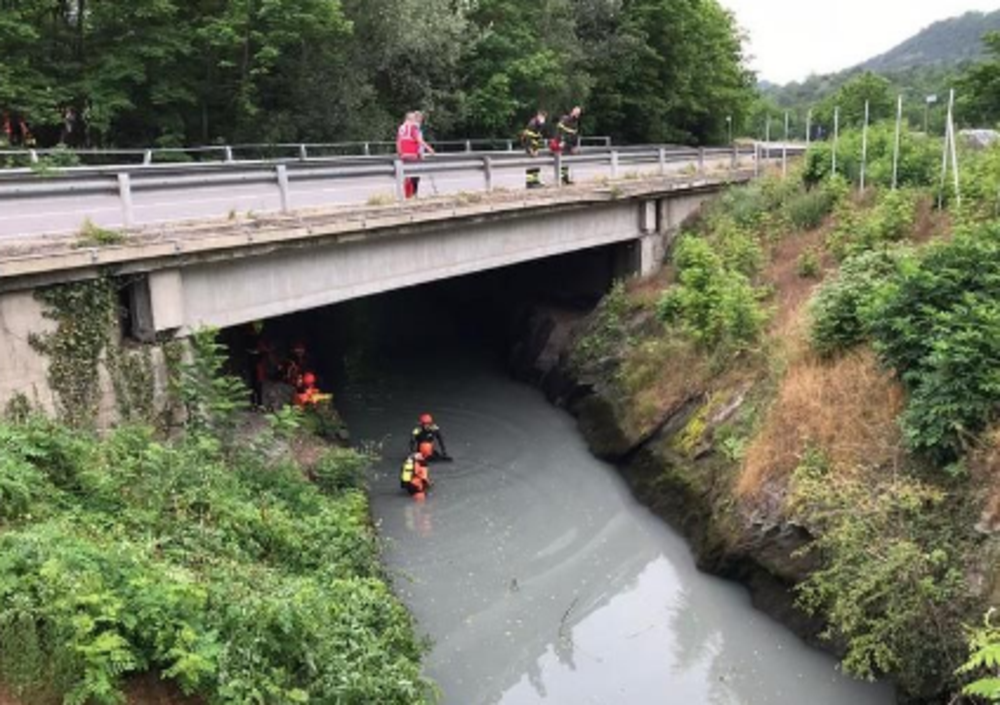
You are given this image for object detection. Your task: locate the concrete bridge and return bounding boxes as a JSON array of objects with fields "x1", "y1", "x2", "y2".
[{"x1": 0, "y1": 146, "x2": 775, "y2": 418}]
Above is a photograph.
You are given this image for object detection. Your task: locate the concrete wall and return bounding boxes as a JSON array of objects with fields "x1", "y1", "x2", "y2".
[
  {"x1": 0, "y1": 291, "x2": 57, "y2": 413},
  {"x1": 168, "y1": 200, "x2": 660, "y2": 333}
]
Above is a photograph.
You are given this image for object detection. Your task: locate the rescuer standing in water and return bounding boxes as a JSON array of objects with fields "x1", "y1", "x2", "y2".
[
  {"x1": 400, "y1": 451, "x2": 432, "y2": 501},
  {"x1": 410, "y1": 413, "x2": 450, "y2": 460}
]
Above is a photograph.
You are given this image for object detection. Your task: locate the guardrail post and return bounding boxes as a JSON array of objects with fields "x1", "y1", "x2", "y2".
[
  {"x1": 731, "y1": 143, "x2": 739, "y2": 170},
  {"x1": 29, "y1": 149, "x2": 39, "y2": 164},
  {"x1": 610, "y1": 150, "x2": 620, "y2": 180},
  {"x1": 754, "y1": 143, "x2": 761, "y2": 177},
  {"x1": 553, "y1": 153, "x2": 563, "y2": 189},
  {"x1": 143, "y1": 150, "x2": 153, "y2": 166},
  {"x1": 117, "y1": 173, "x2": 135, "y2": 228},
  {"x1": 697, "y1": 147, "x2": 706, "y2": 176},
  {"x1": 658, "y1": 147, "x2": 667, "y2": 177},
  {"x1": 506, "y1": 140, "x2": 514, "y2": 152},
  {"x1": 276, "y1": 165, "x2": 291, "y2": 213},
  {"x1": 224, "y1": 146, "x2": 233, "y2": 163},
  {"x1": 364, "y1": 142, "x2": 371, "y2": 157},
  {"x1": 465, "y1": 140, "x2": 472, "y2": 153},
  {"x1": 393, "y1": 159, "x2": 406, "y2": 202},
  {"x1": 299, "y1": 144, "x2": 308, "y2": 161},
  {"x1": 483, "y1": 156, "x2": 494, "y2": 192}
]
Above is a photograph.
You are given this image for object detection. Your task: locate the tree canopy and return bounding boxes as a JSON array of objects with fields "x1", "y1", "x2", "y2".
[{"x1": 0, "y1": 0, "x2": 754, "y2": 147}]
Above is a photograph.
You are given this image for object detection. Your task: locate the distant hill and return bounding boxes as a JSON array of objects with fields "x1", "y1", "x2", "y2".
[{"x1": 857, "y1": 10, "x2": 1000, "y2": 73}]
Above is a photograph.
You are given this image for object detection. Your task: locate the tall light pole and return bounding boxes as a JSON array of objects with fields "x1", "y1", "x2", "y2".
[{"x1": 925, "y1": 94, "x2": 938, "y2": 134}]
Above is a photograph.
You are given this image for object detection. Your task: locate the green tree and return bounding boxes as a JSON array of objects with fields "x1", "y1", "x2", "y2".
[
  {"x1": 959, "y1": 31, "x2": 1000, "y2": 126},
  {"x1": 587, "y1": 0, "x2": 754, "y2": 145},
  {"x1": 814, "y1": 71, "x2": 893, "y2": 131}
]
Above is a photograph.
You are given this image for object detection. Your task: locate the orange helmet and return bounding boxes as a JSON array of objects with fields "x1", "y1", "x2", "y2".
[
  {"x1": 302, "y1": 372, "x2": 316, "y2": 386},
  {"x1": 420, "y1": 413, "x2": 433, "y2": 425}
]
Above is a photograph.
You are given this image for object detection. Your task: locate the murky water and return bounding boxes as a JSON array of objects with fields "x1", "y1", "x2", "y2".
[{"x1": 339, "y1": 351, "x2": 895, "y2": 705}]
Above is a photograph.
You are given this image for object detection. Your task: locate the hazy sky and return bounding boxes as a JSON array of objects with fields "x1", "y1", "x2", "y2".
[{"x1": 718, "y1": 0, "x2": 1000, "y2": 84}]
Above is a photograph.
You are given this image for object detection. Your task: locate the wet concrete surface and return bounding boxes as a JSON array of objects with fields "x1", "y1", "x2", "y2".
[{"x1": 338, "y1": 350, "x2": 895, "y2": 705}]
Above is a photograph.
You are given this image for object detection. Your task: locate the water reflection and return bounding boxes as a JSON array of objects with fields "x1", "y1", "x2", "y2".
[{"x1": 339, "y1": 352, "x2": 894, "y2": 705}]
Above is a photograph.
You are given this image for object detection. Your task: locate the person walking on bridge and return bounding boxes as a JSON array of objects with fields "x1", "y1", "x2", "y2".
[
  {"x1": 521, "y1": 109, "x2": 548, "y2": 189},
  {"x1": 397, "y1": 111, "x2": 435, "y2": 199}
]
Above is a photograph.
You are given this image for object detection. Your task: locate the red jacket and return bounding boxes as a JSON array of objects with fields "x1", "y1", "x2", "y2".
[{"x1": 397, "y1": 122, "x2": 422, "y2": 159}]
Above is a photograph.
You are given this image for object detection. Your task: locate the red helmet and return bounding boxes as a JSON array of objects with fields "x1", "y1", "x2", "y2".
[
  {"x1": 302, "y1": 372, "x2": 316, "y2": 386},
  {"x1": 419, "y1": 413, "x2": 433, "y2": 425}
]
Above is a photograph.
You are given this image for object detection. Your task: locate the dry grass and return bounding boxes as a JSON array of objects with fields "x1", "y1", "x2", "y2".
[{"x1": 738, "y1": 348, "x2": 905, "y2": 499}]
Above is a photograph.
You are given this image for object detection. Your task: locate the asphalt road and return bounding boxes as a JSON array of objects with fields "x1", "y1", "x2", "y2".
[{"x1": 0, "y1": 155, "x2": 744, "y2": 242}]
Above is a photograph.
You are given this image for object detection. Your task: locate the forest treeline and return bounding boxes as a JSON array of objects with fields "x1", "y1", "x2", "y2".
[{"x1": 0, "y1": 0, "x2": 754, "y2": 148}]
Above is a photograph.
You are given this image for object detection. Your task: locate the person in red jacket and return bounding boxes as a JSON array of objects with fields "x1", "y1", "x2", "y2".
[{"x1": 396, "y1": 111, "x2": 435, "y2": 199}]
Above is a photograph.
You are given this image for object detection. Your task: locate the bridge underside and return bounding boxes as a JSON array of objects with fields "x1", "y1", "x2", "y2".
[{"x1": 144, "y1": 192, "x2": 708, "y2": 335}]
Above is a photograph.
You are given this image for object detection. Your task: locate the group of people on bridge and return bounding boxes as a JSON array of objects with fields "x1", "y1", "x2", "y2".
[{"x1": 394, "y1": 106, "x2": 584, "y2": 199}]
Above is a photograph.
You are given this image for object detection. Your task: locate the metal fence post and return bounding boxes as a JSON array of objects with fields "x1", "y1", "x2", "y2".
[
  {"x1": 29, "y1": 149, "x2": 39, "y2": 164},
  {"x1": 658, "y1": 147, "x2": 667, "y2": 176},
  {"x1": 143, "y1": 150, "x2": 153, "y2": 166},
  {"x1": 553, "y1": 153, "x2": 563, "y2": 189},
  {"x1": 224, "y1": 146, "x2": 234, "y2": 163},
  {"x1": 697, "y1": 147, "x2": 706, "y2": 176},
  {"x1": 299, "y1": 144, "x2": 308, "y2": 161},
  {"x1": 117, "y1": 173, "x2": 135, "y2": 228},
  {"x1": 507, "y1": 140, "x2": 514, "y2": 152},
  {"x1": 364, "y1": 142, "x2": 371, "y2": 157},
  {"x1": 276, "y1": 165, "x2": 291, "y2": 213},
  {"x1": 393, "y1": 159, "x2": 406, "y2": 202},
  {"x1": 610, "y1": 150, "x2": 620, "y2": 179},
  {"x1": 483, "y1": 156, "x2": 494, "y2": 192},
  {"x1": 465, "y1": 140, "x2": 473, "y2": 153},
  {"x1": 754, "y1": 142, "x2": 761, "y2": 177},
  {"x1": 731, "y1": 143, "x2": 739, "y2": 170}
]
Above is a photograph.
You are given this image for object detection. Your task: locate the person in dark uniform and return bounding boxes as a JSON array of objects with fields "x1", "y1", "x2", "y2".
[
  {"x1": 410, "y1": 413, "x2": 449, "y2": 460},
  {"x1": 556, "y1": 106, "x2": 582, "y2": 184},
  {"x1": 521, "y1": 110, "x2": 548, "y2": 189}
]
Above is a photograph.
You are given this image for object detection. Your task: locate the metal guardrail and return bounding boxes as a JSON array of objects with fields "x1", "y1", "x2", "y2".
[
  {"x1": 0, "y1": 144, "x2": 804, "y2": 238},
  {"x1": 0, "y1": 136, "x2": 615, "y2": 167}
]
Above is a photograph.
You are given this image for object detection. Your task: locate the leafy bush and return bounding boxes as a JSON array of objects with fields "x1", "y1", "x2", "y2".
[
  {"x1": 658, "y1": 236, "x2": 767, "y2": 352},
  {"x1": 958, "y1": 611, "x2": 1000, "y2": 702},
  {"x1": 867, "y1": 222, "x2": 1000, "y2": 457},
  {"x1": 313, "y1": 447, "x2": 371, "y2": 494},
  {"x1": 827, "y1": 188, "x2": 918, "y2": 259},
  {"x1": 804, "y1": 123, "x2": 941, "y2": 189},
  {"x1": 785, "y1": 188, "x2": 836, "y2": 231},
  {"x1": 796, "y1": 248, "x2": 821, "y2": 278},
  {"x1": 789, "y1": 456, "x2": 968, "y2": 697},
  {"x1": 0, "y1": 416, "x2": 430, "y2": 704},
  {"x1": 809, "y1": 248, "x2": 911, "y2": 357}
]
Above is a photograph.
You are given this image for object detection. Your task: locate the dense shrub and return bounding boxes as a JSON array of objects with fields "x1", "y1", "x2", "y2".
[
  {"x1": 790, "y1": 455, "x2": 968, "y2": 697},
  {"x1": 809, "y1": 248, "x2": 911, "y2": 357},
  {"x1": 827, "y1": 188, "x2": 919, "y2": 260},
  {"x1": 785, "y1": 188, "x2": 836, "y2": 230},
  {"x1": 804, "y1": 123, "x2": 941, "y2": 189},
  {"x1": 867, "y1": 222, "x2": 1000, "y2": 457},
  {"x1": 0, "y1": 417, "x2": 430, "y2": 704},
  {"x1": 658, "y1": 236, "x2": 767, "y2": 351}
]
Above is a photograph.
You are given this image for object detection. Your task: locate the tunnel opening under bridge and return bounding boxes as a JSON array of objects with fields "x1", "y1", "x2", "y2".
[{"x1": 217, "y1": 239, "x2": 638, "y2": 414}]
